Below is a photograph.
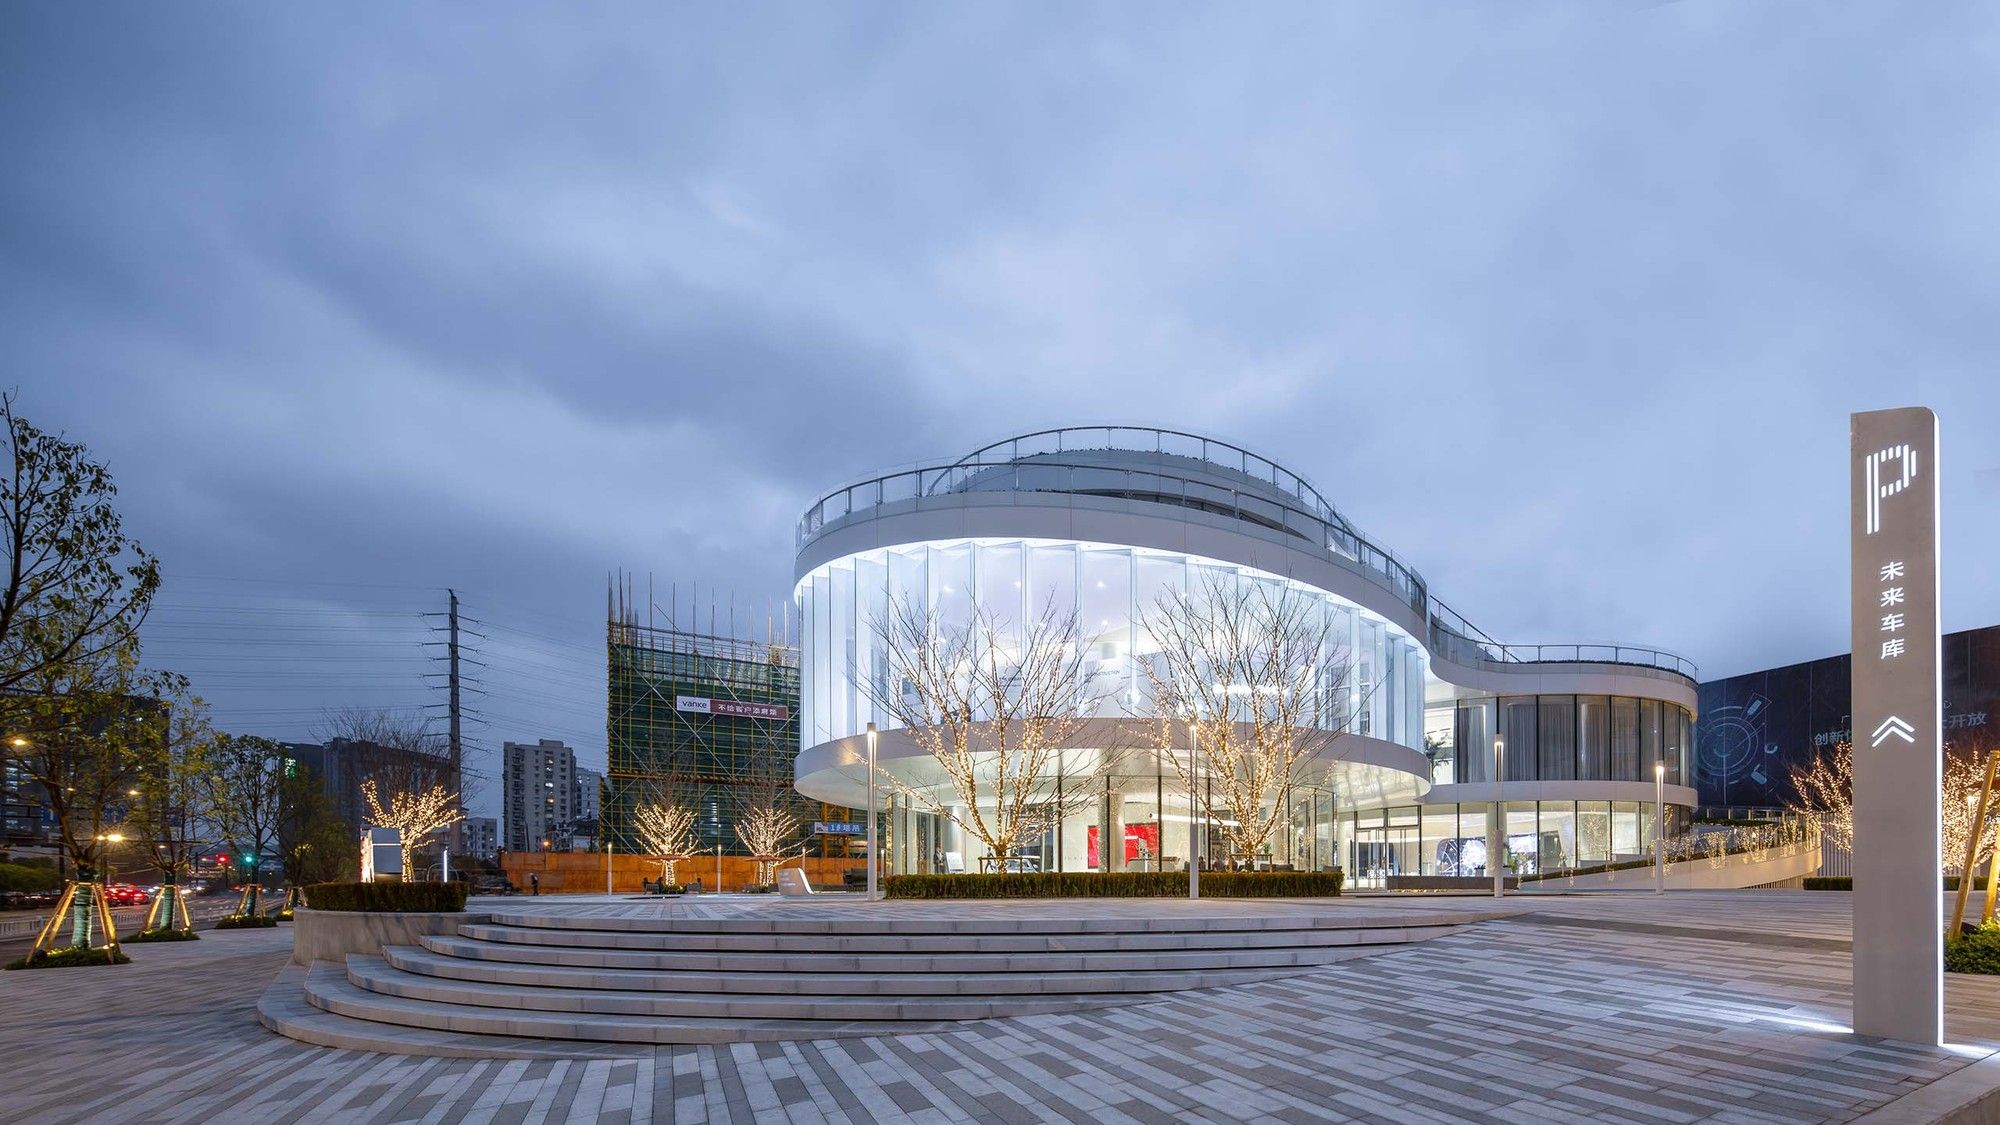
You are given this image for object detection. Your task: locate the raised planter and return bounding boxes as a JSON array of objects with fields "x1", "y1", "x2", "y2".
[{"x1": 291, "y1": 907, "x2": 487, "y2": 967}]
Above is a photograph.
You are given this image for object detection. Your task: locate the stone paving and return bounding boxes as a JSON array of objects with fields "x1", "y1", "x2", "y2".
[{"x1": 3, "y1": 891, "x2": 1999, "y2": 1123}]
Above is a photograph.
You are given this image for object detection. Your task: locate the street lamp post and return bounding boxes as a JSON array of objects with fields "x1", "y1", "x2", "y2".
[
  {"x1": 1654, "y1": 761, "x2": 1666, "y2": 895},
  {"x1": 1492, "y1": 738, "x2": 1505, "y2": 899},
  {"x1": 1189, "y1": 722, "x2": 1201, "y2": 901},
  {"x1": 865, "y1": 722, "x2": 879, "y2": 902}
]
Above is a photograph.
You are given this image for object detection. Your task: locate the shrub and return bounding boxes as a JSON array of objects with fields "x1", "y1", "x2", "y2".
[
  {"x1": 5, "y1": 945, "x2": 130, "y2": 970},
  {"x1": 1804, "y1": 877, "x2": 1853, "y2": 891},
  {"x1": 126, "y1": 928, "x2": 200, "y2": 943},
  {"x1": 1948, "y1": 925, "x2": 2000, "y2": 974},
  {"x1": 302, "y1": 882, "x2": 470, "y2": 913},
  {"x1": 213, "y1": 914, "x2": 280, "y2": 929},
  {"x1": 884, "y1": 870, "x2": 1343, "y2": 899}
]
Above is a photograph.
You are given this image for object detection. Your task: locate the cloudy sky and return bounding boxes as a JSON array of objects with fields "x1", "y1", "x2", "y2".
[{"x1": 5, "y1": 5, "x2": 1997, "y2": 811}]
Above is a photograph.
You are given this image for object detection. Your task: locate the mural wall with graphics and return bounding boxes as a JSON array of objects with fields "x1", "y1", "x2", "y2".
[{"x1": 1696, "y1": 624, "x2": 2000, "y2": 808}]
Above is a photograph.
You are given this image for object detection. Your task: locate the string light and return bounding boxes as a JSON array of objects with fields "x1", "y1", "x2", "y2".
[{"x1": 362, "y1": 779, "x2": 464, "y2": 875}]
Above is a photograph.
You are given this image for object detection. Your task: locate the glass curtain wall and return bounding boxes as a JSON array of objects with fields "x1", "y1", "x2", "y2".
[
  {"x1": 1332, "y1": 798, "x2": 1698, "y2": 888},
  {"x1": 799, "y1": 540, "x2": 1429, "y2": 753},
  {"x1": 1451, "y1": 694, "x2": 1693, "y2": 786}
]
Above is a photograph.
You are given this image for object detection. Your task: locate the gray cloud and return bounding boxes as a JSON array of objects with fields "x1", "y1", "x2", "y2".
[{"x1": 5, "y1": 3, "x2": 1999, "y2": 808}]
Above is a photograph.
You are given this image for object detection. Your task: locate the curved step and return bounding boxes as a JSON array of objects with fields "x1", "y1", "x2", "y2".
[
  {"x1": 387, "y1": 941, "x2": 1381, "y2": 996},
  {"x1": 457, "y1": 920, "x2": 1458, "y2": 954},
  {"x1": 348, "y1": 954, "x2": 1145, "y2": 1020},
  {"x1": 259, "y1": 964, "x2": 648, "y2": 1060},
  {"x1": 482, "y1": 909, "x2": 1479, "y2": 935},
  {"x1": 436, "y1": 931, "x2": 1436, "y2": 974},
  {"x1": 302, "y1": 959, "x2": 970, "y2": 1044}
]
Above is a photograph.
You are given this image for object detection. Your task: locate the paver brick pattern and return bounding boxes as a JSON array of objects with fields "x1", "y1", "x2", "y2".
[{"x1": 2, "y1": 891, "x2": 1997, "y2": 1123}]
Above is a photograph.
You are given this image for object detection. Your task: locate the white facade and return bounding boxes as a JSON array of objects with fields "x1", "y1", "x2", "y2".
[
  {"x1": 793, "y1": 427, "x2": 1701, "y2": 884},
  {"x1": 501, "y1": 739, "x2": 578, "y2": 853}
]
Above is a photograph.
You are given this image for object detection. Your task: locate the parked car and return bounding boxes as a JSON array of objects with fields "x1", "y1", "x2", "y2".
[
  {"x1": 0, "y1": 889, "x2": 59, "y2": 911},
  {"x1": 472, "y1": 875, "x2": 515, "y2": 896}
]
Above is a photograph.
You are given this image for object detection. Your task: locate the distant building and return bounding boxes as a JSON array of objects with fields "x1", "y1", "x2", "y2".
[
  {"x1": 2, "y1": 758, "x2": 53, "y2": 848},
  {"x1": 573, "y1": 766, "x2": 603, "y2": 849},
  {"x1": 575, "y1": 767, "x2": 603, "y2": 822},
  {"x1": 452, "y1": 816, "x2": 498, "y2": 860},
  {"x1": 502, "y1": 739, "x2": 579, "y2": 852},
  {"x1": 285, "y1": 737, "x2": 459, "y2": 834},
  {"x1": 1697, "y1": 623, "x2": 2000, "y2": 809}
]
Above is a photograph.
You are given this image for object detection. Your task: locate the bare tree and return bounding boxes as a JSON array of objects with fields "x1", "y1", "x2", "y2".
[
  {"x1": 319, "y1": 706, "x2": 461, "y2": 869},
  {"x1": 861, "y1": 595, "x2": 1122, "y2": 869},
  {"x1": 1786, "y1": 740, "x2": 1853, "y2": 855},
  {"x1": 317, "y1": 707, "x2": 459, "y2": 793},
  {"x1": 1140, "y1": 572, "x2": 1353, "y2": 862},
  {"x1": 633, "y1": 795, "x2": 700, "y2": 885},
  {"x1": 1787, "y1": 739, "x2": 1998, "y2": 874},
  {"x1": 0, "y1": 393, "x2": 159, "y2": 703},
  {"x1": 734, "y1": 736, "x2": 803, "y2": 885}
]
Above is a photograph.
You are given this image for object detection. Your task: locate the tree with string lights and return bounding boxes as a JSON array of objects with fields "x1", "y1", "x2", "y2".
[
  {"x1": 361, "y1": 778, "x2": 463, "y2": 878},
  {"x1": 1140, "y1": 571, "x2": 1356, "y2": 864},
  {"x1": 634, "y1": 798, "x2": 700, "y2": 886}
]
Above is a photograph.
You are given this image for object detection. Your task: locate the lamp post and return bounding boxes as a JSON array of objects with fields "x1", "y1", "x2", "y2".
[
  {"x1": 1189, "y1": 721, "x2": 1201, "y2": 901},
  {"x1": 865, "y1": 721, "x2": 879, "y2": 902},
  {"x1": 1491, "y1": 738, "x2": 1505, "y2": 899},
  {"x1": 1654, "y1": 761, "x2": 1666, "y2": 895}
]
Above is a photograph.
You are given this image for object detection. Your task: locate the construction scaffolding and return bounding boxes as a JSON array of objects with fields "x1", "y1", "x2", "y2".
[{"x1": 605, "y1": 575, "x2": 858, "y2": 871}]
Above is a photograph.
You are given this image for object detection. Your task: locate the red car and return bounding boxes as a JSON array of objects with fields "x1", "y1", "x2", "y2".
[{"x1": 103, "y1": 884, "x2": 150, "y2": 907}]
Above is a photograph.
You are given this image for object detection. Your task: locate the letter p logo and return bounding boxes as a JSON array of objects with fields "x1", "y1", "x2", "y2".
[{"x1": 1864, "y1": 443, "x2": 1917, "y2": 535}]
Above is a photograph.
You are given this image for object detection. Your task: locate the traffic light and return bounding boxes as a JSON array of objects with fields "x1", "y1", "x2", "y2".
[{"x1": 215, "y1": 853, "x2": 228, "y2": 865}]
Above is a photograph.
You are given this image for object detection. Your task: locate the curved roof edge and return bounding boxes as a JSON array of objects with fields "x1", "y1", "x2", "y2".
[{"x1": 795, "y1": 425, "x2": 1697, "y2": 686}]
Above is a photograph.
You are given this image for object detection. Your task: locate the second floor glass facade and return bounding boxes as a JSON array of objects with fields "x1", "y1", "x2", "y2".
[{"x1": 1435, "y1": 695, "x2": 1693, "y2": 787}]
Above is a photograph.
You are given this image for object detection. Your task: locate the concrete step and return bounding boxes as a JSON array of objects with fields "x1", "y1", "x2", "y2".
[
  {"x1": 452, "y1": 921, "x2": 1458, "y2": 960},
  {"x1": 482, "y1": 909, "x2": 1478, "y2": 936},
  {"x1": 387, "y1": 941, "x2": 1381, "y2": 996},
  {"x1": 258, "y1": 964, "x2": 649, "y2": 1060},
  {"x1": 300, "y1": 960, "x2": 970, "y2": 1044},
  {"x1": 348, "y1": 954, "x2": 1146, "y2": 1021},
  {"x1": 433, "y1": 928, "x2": 1446, "y2": 974}
]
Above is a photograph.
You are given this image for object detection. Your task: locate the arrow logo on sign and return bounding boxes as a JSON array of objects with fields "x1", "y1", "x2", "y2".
[{"x1": 1870, "y1": 715, "x2": 1916, "y2": 747}]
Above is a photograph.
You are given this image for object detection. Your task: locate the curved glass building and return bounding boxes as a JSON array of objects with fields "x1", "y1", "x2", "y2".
[{"x1": 794, "y1": 426, "x2": 1698, "y2": 886}]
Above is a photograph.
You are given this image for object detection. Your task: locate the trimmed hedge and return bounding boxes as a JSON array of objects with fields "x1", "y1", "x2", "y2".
[
  {"x1": 5, "y1": 945, "x2": 130, "y2": 970},
  {"x1": 214, "y1": 913, "x2": 280, "y2": 929},
  {"x1": 303, "y1": 882, "x2": 470, "y2": 912},
  {"x1": 1948, "y1": 925, "x2": 2000, "y2": 974},
  {"x1": 884, "y1": 870, "x2": 1343, "y2": 899}
]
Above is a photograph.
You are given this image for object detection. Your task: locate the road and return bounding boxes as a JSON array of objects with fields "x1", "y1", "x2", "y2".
[{"x1": 0, "y1": 894, "x2": 254, "y2": 961}]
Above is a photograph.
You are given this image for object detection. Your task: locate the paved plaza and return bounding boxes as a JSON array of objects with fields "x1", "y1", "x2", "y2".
[{"x1": 6, "y1": 891, "x2": 2000, "y2": 1123}]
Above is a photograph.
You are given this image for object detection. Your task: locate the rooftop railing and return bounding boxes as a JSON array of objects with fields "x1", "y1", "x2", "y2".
[{"x1": 797, "y1": 449, "x2": 1696, "y2": 683}]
